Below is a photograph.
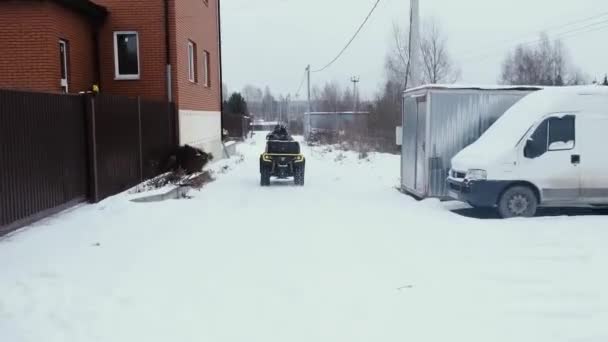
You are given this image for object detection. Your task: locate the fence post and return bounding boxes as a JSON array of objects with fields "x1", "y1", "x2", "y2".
[
  {"x1": 84, "y1": 94, "x2": 99, "y2": 202},
  {"x1": 137, "y1": 97, "x2": 143, "y2": 183}
]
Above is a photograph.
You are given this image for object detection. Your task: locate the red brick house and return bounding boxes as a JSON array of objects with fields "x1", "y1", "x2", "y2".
[{"x1": 0, "y1": 0, "x2": 223, "y2": 156}]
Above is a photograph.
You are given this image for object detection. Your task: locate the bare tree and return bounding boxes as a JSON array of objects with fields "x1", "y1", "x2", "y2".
[
  {"x1": 242, "y1": 84, "x2": 263, "y2": 103},
  {"x1": 240, "y1": 84, "x2": 264, "y2": 117},
  {"x1": 310, "y1": 85, "x2": 322, "y2": 112},
  {"x1": 385, "y1": 23, "x2": 411, "y2": 89},
  {"x1": 342, "y1": 87, "x2": 355, "y2": 112},
  {"x1": 499, "y1": 33, "x2": 588, "y2": 85},
  {"x1": 420, "y1": 18, "x2": 460, "y2": 84},
  {"x1": 385, "y1": 18, "x2": 459, "y2": 90},
  {"x1": 371, "y1": 18, "x2": 459, "y2": 148},
  {"x1": 222, "y1": 83, "x2": 229, "y2": 102},
  {"x1": 318, "y1": 81, "x2": 342, "y2": 113},
  {"x1": 261, "y1": 86, "x2": 276, "y2": 121}
]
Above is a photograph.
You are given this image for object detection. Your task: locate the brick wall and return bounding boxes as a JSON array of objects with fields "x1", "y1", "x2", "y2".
[
  {"x1": 48, "y1": 2, "x2": 97, "y2": 93},
  {"x1": 0, "y1": 0, "x2": 221, "y2": 110},
  {"x1": 0, "y1": 2, "x2": 95, "y2": 94},
  {"x1": 94, "y1": 0, "x2": 168, "y2": 101},
  {"x1": 172, "y1": 0, "x2": 221, "y2": 112}
]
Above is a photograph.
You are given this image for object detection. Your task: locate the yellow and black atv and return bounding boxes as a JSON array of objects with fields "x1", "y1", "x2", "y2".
[{"x1": 260, "y1": 140, "x2": 305, "y2": 186}]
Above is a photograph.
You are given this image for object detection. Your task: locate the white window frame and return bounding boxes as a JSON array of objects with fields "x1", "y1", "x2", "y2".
[
  {"x1": 188, "y1": 41, "x2": 196, "y2": 83},
  {"x1": 203, "y1": 50, "x2": 210, "y2": 87},
  {"x1": 113, "y1": 31, "x2": 140, "y2": 80},
  {"x1": 59, "y1": 40, "x2": 68, "y2": 92}
]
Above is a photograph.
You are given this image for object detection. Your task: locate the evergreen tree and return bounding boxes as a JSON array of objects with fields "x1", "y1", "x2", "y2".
[
  {"x1": 603, "y1": 74, "x2": 608, "y2": 86},
  {"x1": 224, "y1": 92, "x2": 249, "y2": 115}
]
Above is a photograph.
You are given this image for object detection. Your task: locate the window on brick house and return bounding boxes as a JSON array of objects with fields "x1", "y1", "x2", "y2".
[
  {"x1": 113, "y1": 31, "x2": 140, "y2": 80},
  {"x1": 59, "y1": 40, "x2": 69, "y2": 93},
  {"x1": 188, "y1": 41, "x2": 197, "y2": 83},
  {"x1": 203, "y1": 50, "x2": 210, "y2": 87}
]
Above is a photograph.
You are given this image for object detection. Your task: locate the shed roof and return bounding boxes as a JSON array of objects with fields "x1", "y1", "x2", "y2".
[{"x1": 404, "y1": 84, "x2": 543, "y2": 94}]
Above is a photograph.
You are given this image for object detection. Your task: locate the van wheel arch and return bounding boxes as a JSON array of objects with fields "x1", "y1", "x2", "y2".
[{"x1": 497, "y1": 181, "x2": 541, "y2": 206}]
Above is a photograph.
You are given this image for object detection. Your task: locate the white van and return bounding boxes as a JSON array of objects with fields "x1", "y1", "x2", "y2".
[{"x1": 448, "y1": 86, "x2": 608, "y2": 218}]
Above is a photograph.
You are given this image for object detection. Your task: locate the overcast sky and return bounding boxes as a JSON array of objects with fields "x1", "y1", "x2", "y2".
[{"x1": 221, "y1": 0, "x2": 608, "y2": 99}]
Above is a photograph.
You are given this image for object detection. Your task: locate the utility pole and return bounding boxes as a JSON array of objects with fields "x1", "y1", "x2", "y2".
[
  {"x1": 408, "y1": 0, "x2": 421, "y2": 88},
  {"x1": 306, "y1": 65, "x2": 311, "y2": 114},
  {"x1": 350, "y1": 76, "x2": 360, "y2": 113}
]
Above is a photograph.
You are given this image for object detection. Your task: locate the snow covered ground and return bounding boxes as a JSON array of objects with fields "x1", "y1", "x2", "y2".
[{"x1": 1, "y1": 132, "x2": 607, "y2": 342}]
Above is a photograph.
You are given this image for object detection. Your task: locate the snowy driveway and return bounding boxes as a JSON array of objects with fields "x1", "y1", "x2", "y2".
[{"x1": 1, "y1": 133, "x2": 607, "y2": 342}]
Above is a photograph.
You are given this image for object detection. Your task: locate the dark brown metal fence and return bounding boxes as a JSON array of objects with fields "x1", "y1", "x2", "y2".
[
  {"x1": 140, "y1": 100, "x2": 176, "y2": 180},
  {"x1": 92, "y1": 95, "x2": 141, "y2": 201},
  {"x1": 1, "y1": 89, "x2": 177, "y2": 235},
  {"x1": 0, "y1": 90, "x2": 88, "y2": 234}
]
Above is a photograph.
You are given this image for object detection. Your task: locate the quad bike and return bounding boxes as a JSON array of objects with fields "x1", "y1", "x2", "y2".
[{"x1": 259, "y1": 138, "x2": 305, "y2": 186}]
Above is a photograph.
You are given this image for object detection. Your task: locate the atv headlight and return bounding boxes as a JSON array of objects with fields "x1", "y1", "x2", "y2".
[
  {"x1": 262, "y1": 154, "x2": 272, "y2": 162},
  {"x1": 294, "y1": 155, "x2": 304, "y2": 162},
  {"x1": 465, "y1": 169, "x2": 487, "y2": 181}
]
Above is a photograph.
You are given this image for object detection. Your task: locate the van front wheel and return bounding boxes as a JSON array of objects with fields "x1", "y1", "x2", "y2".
[{"x1": 498, "y1": 186, "x2": 538, "y2": 218}]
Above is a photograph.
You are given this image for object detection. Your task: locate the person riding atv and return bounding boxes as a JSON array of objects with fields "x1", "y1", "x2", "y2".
[
  {"x1": 260, "y1": 126, "x2": 305, "y2": 186},
  {"x1": 266, "y1": 124, "x2": 292, "y2": 141}
]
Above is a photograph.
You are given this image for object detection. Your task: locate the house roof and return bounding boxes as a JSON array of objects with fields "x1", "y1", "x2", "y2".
[{"x1": 29, "y1": 0, "x2": 108, "y2": 21}]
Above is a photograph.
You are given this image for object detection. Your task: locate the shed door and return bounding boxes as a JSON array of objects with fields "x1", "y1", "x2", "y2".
[
  {"x1": 415, "y1": 96, "x2": 427, "y2": 194},
  {"x1": 402, "y1": 97, "x2": 418, "y2": 190}
]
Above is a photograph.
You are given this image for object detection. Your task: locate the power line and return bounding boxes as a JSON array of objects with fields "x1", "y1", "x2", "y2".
[
  {"x1": 557, "y1": 20, "x2": 608, "y2": 40},
  {"x1": 461, "y1": 17, "x2": 608, "y2": 63},
  {"x1": 311, "y1": 0, "x2": 382, "y2": 73},
  {"x1": 540, "y1": 11, "x2": 608, "y2": 35},
  {"x1": 459, "y1": 11, "x2": 608, "y2": 60}
]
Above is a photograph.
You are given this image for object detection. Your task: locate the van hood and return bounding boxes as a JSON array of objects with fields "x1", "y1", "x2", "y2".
[{"x1": 451, "y1": 142, "x2": 513, "y2": 172}]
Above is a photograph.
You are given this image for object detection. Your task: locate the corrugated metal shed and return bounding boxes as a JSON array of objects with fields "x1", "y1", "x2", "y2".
[{"x1": 401, "y1": 85, "x2": 541, "y2": 199}]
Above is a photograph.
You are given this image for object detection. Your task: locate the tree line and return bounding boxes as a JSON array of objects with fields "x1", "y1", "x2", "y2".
[{"x1": 223, "y1": 19, "x2": 605, "y2": 146}]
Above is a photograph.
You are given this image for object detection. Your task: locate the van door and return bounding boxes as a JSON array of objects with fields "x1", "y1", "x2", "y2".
[
  {"x1": 519, "y1": 114, "x2": 581, "y2": 204},
  {"x1": 578, "y1": 114, "x2": 608, "y2": 204}
]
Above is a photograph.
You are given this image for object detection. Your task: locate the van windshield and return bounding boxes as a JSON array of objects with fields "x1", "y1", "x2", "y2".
[
  {"x1": 474, "y1": 94, "x2": 548, "y2": 149},
  {"x1": 516, "y1": 123, "x2": 537, "y2": 146},
  {"x1": 478, "y1": 108, "x2": 535, "y2": 148}
]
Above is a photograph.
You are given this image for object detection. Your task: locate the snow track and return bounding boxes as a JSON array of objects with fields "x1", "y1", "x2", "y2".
[{"x1": 1, "y1": 133, "x2": 607, "y2": 342}]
